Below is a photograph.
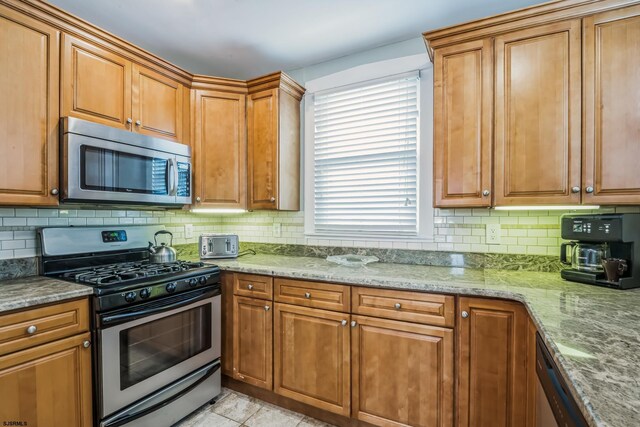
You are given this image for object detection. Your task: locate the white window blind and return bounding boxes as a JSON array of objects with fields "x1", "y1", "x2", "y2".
[{"x1": 312, "y1": 72, "x2": 419, "y2": 236}]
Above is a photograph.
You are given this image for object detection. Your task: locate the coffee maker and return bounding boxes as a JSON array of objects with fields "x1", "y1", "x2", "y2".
[{"x1": 560, "y1": 213, "x2": 640, "y2": 289}]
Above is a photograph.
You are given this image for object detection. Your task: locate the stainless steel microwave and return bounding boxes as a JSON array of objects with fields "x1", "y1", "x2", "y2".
[{"x1": 61, "y1": 117, "x2": 192, "y2": 206}]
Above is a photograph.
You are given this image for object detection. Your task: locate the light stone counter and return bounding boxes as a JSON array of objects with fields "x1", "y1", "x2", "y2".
[
  {"x1": 0, "y1": 276, "x2": 93, "y2": 313},
  {"x1": 207, "y1": 253, "x2": 640, "y2": 427}
]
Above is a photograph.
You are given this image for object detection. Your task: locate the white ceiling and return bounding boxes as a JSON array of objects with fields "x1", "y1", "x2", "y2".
[{"x1": 47, "y1": 0, "x2": 548, "y2": 80}]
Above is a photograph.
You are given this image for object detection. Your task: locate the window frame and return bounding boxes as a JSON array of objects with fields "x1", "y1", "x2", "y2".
[{"x1": 303, "y1": 55, "x2": 434, "y2": 241}]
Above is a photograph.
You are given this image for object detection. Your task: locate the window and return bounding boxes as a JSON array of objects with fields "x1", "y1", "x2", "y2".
[{"x1": 307, "y1": 72, "x2": 422, "y2": 237}]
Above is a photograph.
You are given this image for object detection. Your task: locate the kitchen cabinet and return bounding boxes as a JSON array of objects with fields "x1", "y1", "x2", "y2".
[
  {"x1": 274, "y1": 303, "x2": 351, "y2": 416},
  {"x1": 247, "y1": 74, "x2": 305, "y2": 210},
  {"x1": 221, "y1": 272, "x2": 234, "y2": 376},
  {"x1": 62, "y1": 35, "x2": 188, "y2": 143},
  {"x1": 457, "y1": 297, "x2": 529, "y2": 427},
  {"x1": 233, "y1": 296, "x2": 272, "y2": 389},
  {"x1": 494, "y1": 20, "x2": 582, "y2": 206},
  {"x1": 352, "y1": 315, "x2": 453, "y2": 427},
  {"x1": 0, "y1": 298, "x2": 92, "y2": 427},
  {"x1": 433, "y1": 39, "x2": 493, "y2": 208},
  {"x1": 192, "y1": 90, "x2": 247, "y2": 208},
  {"x1": 0, "y1": 5, "x2": 59, "y2": 206},
  {"x1": 583, "y1": 4, "x2": 640, "y2": 205}
]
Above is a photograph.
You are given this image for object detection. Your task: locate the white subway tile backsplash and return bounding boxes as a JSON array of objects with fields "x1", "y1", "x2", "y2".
[
  {"x1": 3, "y1": 218, "x2": 26, "y2": 226},
  {"x1": 27, "y1": 218, "x2": 48, "y2": 226},
  {"x1": 15, "y1": 208, "x2": 37, "y2": 217},
  {"x1": 3, "y1": 240, "x2": 25, "y2": 250}
]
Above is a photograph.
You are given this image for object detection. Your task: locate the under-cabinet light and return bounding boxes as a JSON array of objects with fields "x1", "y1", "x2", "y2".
[
  {"x1": 493, "y1": 205, "x2": 600, "y2": 211},
  {"x1": 190, "y1": 208, "x2": 247, "y2": 214}
]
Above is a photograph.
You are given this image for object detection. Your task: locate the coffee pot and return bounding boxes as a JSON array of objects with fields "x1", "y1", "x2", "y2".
[{"x1": 561, "y1": 242, "x2": 609, "y2": 273}]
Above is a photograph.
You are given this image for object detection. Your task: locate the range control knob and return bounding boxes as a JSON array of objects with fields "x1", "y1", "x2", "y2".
[
  {"x1": 198, "y1": 276, "x2": 207, "y2": 285},
  {"x1": 166, "y1": 282, "x2": 177, "y2": 293},
  {"x1": 189, "y1": 278, "x2": 198, "y2": 287},
  {"x1": 139, "y1": 288, "x2": 151, "y2": 299},
  {"x1": 124, "y1": 292, "x2": 137, "y2": 303}
]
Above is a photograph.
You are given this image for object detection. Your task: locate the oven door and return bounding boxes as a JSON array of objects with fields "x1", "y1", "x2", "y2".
[
  {"x1": 98, "y1": 288, "x2": 220, "y2": 418},
  {"x1": 63, "y1": 133, "x2": 191, "y2": 205}
]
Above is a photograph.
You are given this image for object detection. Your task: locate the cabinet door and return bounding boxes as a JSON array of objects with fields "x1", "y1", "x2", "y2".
[
  {"x1": 434, "y1": 39, "x2": 493, "y2": 207},
  {"x1": 274, "y1": 303, "x2": 350, "y2": 416},
  {"x1": 193, "y1": 90, "x2": 246, "y2": 208},
  {"x1": 0, "y1": 332, "x2": 92, "y2": 427},
  {"x1": 233, "y1": 296, "x2": 272, "y2": 389},
  {"x1": 132, "y1": 64, "x2": 185, "y2": 142},
  {"x1": 248, "y1": 89, "x2": 279, "y2": 210},
  {"x1": 494, "y1": 20, "x2": 581, "y2": 206},
  {"x1": 352, "y1": 315, "x2": 454, "y2": 427},
  {"x1": 583, "y1": 5, "x2": 640, "y2": 204},
  {"x1": 0, "y1": 6, "x2": 59, "y2": 206},
  {"x1": 62, "y1": 35, "x2": 132, "y2": 130},
  {"x1": 221, "y1": 272, "x2": 234, "y2": 376},
  {"x1": 457, "y1": 297, "x2": 529, "y2": 427}
]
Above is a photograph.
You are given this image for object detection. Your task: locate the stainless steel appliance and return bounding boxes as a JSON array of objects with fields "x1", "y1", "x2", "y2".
[
  {"x1": 199, "y1": 234, "x2": 239, "y2": 259},
  {"x1": 39, "y1": 225, "x2": 221, "y2": 427},
  {"x1": 535, "y1": 333, "x2": 587, "y2": 427},
  {"x1": 560, "y1": 213, "x2": 640, "y2": 289},
  {"x1": 61, "y1": 117, "x2": 192, "y2": 206}
]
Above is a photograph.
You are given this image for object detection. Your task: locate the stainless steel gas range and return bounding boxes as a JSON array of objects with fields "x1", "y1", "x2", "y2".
[{"x1": 39, "y1": 225, "x2": 221, "y2": 427}]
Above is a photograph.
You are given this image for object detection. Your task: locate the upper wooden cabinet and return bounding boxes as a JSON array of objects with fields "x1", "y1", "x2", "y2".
[
  {"x1": 62, "y1": 35, "x2": 188, "y2": 143},
  {"x1": 192, "y1": 89, "x2": 247, "y2": 209},
  {"x1": 247, "y1": 74, "x2": 305, "y2": 211},
  {"x1": 494, "y1": 20, "x2": 582, "y2": 206},
  {"x1": 583, "y1": 4, "x2": 640, "y2": 205},
  {"x1": 457, "y1": 297, "x2": 529, "y2": 427},
  {"x1": 434, "y1": 39, "x2": 493, "y2": 208},
  {"x1": 0, "y1": 5, "x2": 59, "y2": 206}
]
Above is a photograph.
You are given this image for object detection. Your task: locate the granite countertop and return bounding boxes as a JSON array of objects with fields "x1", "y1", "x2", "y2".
[
  {"x1": 0, "y1": 276, "x2": 93, "y2": 313},
  {"x1": 206, "y1": 253, "x2": 640, "y2": 427}
]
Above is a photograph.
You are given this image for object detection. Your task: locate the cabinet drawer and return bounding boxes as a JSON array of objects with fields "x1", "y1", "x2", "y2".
[
  {"x1": 275, "y1": 278, "x2": 350, "y2": 312},
  {"x1": 352, "y1": 287, "x2": 454, "y2": 327},
  {"x1": 0, "y1": 298, "x2": 89, "y2": 356},
  {"x1": 234, "y1": 273, "x2": 273, "y2": 300}
]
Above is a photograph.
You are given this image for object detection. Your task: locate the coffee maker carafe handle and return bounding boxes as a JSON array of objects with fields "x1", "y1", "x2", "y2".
[{"x1": 560, "y1": 242, "x2": 576, "y2": 265}]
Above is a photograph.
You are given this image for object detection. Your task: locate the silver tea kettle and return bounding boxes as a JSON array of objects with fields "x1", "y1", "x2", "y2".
[{"x1": 148, "y1": 230, "x2": 177, "y2": 263}]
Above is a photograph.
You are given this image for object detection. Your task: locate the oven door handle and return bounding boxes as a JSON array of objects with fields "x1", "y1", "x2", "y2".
[
  {"x1": 100, "y1": 291, "x2": 211, "y2": 327},
  {"x1": 102, "y1": 361, "x2": 220, "y2": 427}
]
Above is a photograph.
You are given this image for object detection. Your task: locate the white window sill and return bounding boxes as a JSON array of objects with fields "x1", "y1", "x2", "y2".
[{"x1": 304, "y1": 233, "x2": 434, "y2": 243}]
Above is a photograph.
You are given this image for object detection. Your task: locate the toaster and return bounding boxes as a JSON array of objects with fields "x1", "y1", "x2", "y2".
[{"x1": 199, "y1": 234, "x2": 239, "y2": 259}]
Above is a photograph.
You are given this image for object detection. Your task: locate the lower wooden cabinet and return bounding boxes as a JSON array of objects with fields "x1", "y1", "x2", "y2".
[
  {"x1": 351, "y1": 315, "x2": 454, "y2": 427},
  {"x1": 0, "y1": 332, "x2": 93, "y2": 427},
  {"x1": 221, "y1": 272, "x2": 234, "y2": 376},
  {"x1": 457, "y1": 297, "x2": 529, "y2": 427},
  {"x1": 274, "y1": 303, "x2": 351, "y2": 416},
  {"x1": 233, "y1": 295, "x2": 273, "y2": 389}
]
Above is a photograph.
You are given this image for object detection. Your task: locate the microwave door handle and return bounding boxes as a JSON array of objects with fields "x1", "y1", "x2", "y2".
[
  {"x1": 166, "y1": 158, "x2": 174, "y2": 196},
  {"x1": 171, "y1": 158, "x2": 179, "y2": 196}
]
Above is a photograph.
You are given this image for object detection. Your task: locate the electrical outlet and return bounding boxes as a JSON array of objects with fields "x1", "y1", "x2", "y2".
[
  {"x1": 486, "y1": 223, "x2": 501, "y2": 245},
  {"x1": 184, "y1": 224, "x2": 194, "y2": 239},
  {"x1": 272, "y1": 223, "x2": 282, "y2": 237}
]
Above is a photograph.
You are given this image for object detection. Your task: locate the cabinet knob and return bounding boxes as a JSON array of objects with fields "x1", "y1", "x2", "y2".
[
  {"x1": 264, "y1": 305, "x2": 270, "y2": 311},
  {"x1": 135, "y1": 120, "x2": 141, "y2": 126},
  {"x1": 126, "y1": 118, "x2": 133, "y2": 124},
  {"x1": 83, "y1": 340, "x2": 91, "y2": 348},
  {"x1": 350, "y1": 320, "x2": 357, "y2": 327},
  {"x1": 341, "y1": 320, "x2": 347, "y2": 326},
  {"x1": 50, "y1": 188, "x2": 59, "y2": 196},
  {"x1": 394, "y1": 303, "x2": 402, "y2": 310},
  {"x1": 571, "y1": 186, "x2": 580, "y2": 194},
  {"x1": 461, "y1": 310, "x2": 469, "y2": 319},
  {"x1": 270, "y1": 196, "x2": 276, "y2": 202},
  {"x1": 304, "y1": 292, "x2": 311, "y2": 299},
  {"x1": 26, "y1": 325, "x2": 37, "y2": 335},
  {"x1": 585, "y1": 186, "x2": 594, "y2": 194},
  {"x1": 482, "y1": 190, "x2": 490, "y2": 197},
  {"x1": 247, "y1": 284, "x2": 253, "y2": 290},
  {"x1": 196, "y1": 197, "x2": 201, "y2": 202}
]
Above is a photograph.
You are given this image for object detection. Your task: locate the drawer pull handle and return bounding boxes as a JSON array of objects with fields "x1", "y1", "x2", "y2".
[
  {"x1": 26, "y1": 325, "x2": 37, "y2": 335},
  {"x1": 341, "y1": 320, "x2": 347, "y2": 326},
  {"x1": 394, "y1": 303, "x2": 402, "y2": 310},
  {"x1": 304, "y1": 292, "x2": 311, "y2": 299},
  {"x1": 247, "y1": 284, "x2": 254, "y2": 290}
]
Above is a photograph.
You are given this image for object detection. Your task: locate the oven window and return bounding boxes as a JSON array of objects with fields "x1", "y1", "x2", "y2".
[
  {"x1": 119, "y1": 304, "x2": 211, "y2": 390},
  {"x1": 80, "y1": 145, "x2": 169, "y2": 194}
]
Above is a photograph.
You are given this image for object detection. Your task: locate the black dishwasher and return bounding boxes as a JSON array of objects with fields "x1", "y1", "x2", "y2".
[{"x1": 536, "y1": 333, "x2": 588, "y2": 427}]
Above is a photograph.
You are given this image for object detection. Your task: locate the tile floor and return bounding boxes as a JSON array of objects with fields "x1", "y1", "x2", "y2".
[{"x1": 177, "y1": 388, "x2": 335, "y2": 427}]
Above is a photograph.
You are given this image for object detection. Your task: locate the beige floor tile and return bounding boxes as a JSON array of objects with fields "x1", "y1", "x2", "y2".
[
  {"x1": 189, "y1": 410, "x2": 240, "y2": 427},
  {"x1": 211, "y1": 390, "x2": 262, "y2": 423},
  {"x1": 297, "y1": 416, "x2": 334, "y2": 427},
  {"x1": 243, "y1": 403, "x2": 305, "y2": 427}
]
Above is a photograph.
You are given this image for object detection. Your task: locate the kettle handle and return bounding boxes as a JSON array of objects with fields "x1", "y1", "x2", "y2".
[
  {"x1": 154, "y1": 230, "x2": 173, "y2": 246},
  {"x1": 560, "y1": 242, "x2": 575, "y2": 265}
]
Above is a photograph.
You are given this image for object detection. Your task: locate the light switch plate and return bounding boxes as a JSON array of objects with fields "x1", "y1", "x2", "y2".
[
  {"x1": 486, "y1": 223, "x2": 501, "y2": 245},
  {"x1": 273, "y1": 223, "x2": 282, "y2": 237},
  {"x1": 184, "y1": 224, "x2": 194, "y2": 239}
]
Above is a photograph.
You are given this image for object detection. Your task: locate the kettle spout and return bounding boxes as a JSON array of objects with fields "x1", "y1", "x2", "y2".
[{"x1": 148, "y1": 242, "x2": 157, "y2": 254}]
